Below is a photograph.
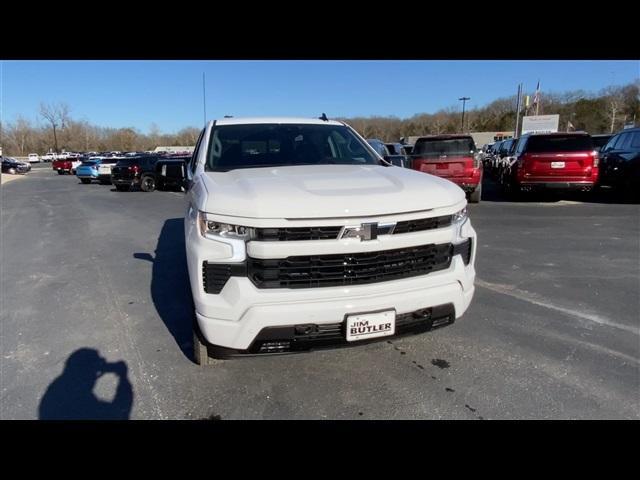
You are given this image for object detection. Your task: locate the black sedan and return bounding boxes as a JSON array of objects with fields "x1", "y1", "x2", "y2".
[{"x1": 2, "y1": 157, "x2": 32, "y2": 174}]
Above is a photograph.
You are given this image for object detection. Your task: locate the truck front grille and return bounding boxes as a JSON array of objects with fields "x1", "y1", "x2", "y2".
[
  {"x1": 253, "y1": 226, "x2": 342, "y2": 241},
  {"x1": 247, "y1": 243, "x2": 453, "y2": 289},
  {"x1": 393, "y1": 214, "x2": 452, "y2": 234},
  {"x1": 251, "y1": 214, "x2": 453, "y2": 241}
]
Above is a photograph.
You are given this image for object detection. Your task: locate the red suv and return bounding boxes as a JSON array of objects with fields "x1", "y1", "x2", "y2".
[
  {"x1": 410, "y1": 135, "x2": 483, "y2": 202},
  {"x1": 505, "y1": 132, "x2": 599, "y2": 194}
]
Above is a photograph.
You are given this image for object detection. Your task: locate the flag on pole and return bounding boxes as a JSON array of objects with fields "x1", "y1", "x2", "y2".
[
  {"x1": 532, "y1": 80, "x2": 541, "y2": 112},
  {"x1": 567, "y1": 120, "x2": 575, "y2": 132}
]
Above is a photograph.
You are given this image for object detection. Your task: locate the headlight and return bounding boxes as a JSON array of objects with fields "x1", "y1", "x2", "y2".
[
  {"x1": 198, "y1": 211, "x2": 251, "y2": 241},
  {"x1": 452, "y1": 207, "x2": 468, "y2": 225},
  {"x1": 452, "y1": 207, "x2": 468, "y2": 243}
]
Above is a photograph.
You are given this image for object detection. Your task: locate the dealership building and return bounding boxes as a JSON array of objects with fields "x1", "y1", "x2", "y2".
[{"x1": 153, "y1": 146, "x2": 195, "y2": 154}]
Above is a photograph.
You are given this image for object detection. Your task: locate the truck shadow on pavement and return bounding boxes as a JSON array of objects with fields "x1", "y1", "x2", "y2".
[
  {"x1": 133, "y1": 218, "x2": 195, "y2": 361},
  {"x1": 38, "y1": 348, "x2": 133, "y2": 420}
]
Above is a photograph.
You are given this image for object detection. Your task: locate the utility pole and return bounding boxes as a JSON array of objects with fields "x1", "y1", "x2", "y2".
[
  {"x1": 458, "y1": 96, "x2": 470, "y2": 133},
  {"x1": 514, "y1": 83, "x2": 523, "y2": 138}
]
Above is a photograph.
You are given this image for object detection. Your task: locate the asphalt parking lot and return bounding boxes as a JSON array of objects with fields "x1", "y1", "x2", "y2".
[{"x1": 1, "y1": 167, "x2": 639, "y2": 419}]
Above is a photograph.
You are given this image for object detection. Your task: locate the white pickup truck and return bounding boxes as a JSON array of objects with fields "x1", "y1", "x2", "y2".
[{"x1": 184, "y1": 117, "x2": 477, "y2": 365}]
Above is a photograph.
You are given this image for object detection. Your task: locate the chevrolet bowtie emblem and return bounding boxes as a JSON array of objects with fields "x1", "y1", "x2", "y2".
[{"x1": 338, "y1": 222, "x2": 396, "y2": 241}]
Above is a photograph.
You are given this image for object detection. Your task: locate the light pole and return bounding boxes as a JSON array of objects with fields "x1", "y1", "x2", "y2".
[{"x1": 459, "y1": 97, "x2": 470, "y2": 133}]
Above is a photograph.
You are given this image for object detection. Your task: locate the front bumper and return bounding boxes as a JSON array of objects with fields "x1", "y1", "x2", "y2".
[
  {"x1": 76, "y1": 172, "x2": 99, "y2": 179},
  {"x1": 189, "y1": 222, "x2": 477, "y2": 351},
  {"x1": 196, "y1": 270, "x2": 475, "y2": 354},
  {"x1": 206, "y1": 302, "x2": 458, "y2": 357}
]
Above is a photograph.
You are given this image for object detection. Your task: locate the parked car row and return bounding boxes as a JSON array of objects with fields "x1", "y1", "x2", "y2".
[
  {"x1": 55, "y1": 152, "x2": 191, "y2": 192},
  {"x1": 481, "y1": 129, "x2": 639, "y2": 197}
]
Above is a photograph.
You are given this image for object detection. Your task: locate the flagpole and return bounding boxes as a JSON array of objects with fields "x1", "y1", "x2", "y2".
[
  {"x1": 535, "y1": 80, "x2": 540, "y2": 116},
  {"x1": 514, "y1": 83, "x2": 522, "y2": 138}
]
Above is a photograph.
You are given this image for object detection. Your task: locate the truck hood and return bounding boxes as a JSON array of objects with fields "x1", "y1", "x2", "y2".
[{"x1": 200, "y1": 165, "x2": 465, "y2": 219}]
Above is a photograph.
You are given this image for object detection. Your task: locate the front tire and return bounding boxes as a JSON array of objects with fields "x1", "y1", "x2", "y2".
[
  {"x1": 80, "y1": 178, "x2": 91, "y2": 184},
  {"x1": 193, "y1": 318, "x2": 216, "y2": 366},
  {"x1": 140, "y1": 175, "x2": 156, "y2": 192},
  {"x1": 57, "y1": 170, "x2": 64, "y2": 175},
  {"x1": 8, "y1": 168, "x2": 17, "y2": 175}
]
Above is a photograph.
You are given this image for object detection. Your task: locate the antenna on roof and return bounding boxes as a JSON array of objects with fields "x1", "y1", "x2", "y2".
[
  {"x1": 202, "y1": 72, "x2": 207, "y2": 127},
  {"x1": 319, "y1": 113, "x2": 328, "y2": 121}
]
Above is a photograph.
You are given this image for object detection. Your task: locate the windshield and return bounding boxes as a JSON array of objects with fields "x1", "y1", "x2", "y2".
[
  {"x1": 526, "y1": 135, "x2": 593, "y2": 153},
  {"x1": 115, "y1": 159, "x2": 140, "y2": 167},
  {"x1": 81, "y1": 160, "x2": 99, "y2": 166},
  {"x1": 205, "y1": 124, "x2": 379, "y2": 172},
  {"x1": 413, "y1": 137, "x2": 476, "y2": 157}
]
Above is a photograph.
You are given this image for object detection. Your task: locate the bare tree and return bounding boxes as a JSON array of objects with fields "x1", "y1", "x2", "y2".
[
  {"x1": 39, "y1": 102, "x2": 70, "y2": 153},
  {"x1": 6, "y1": 116, "x2": 34, "y2": 155},
  {"x1": 602, "y1": 87, "x2": 625, "y2": 133}
]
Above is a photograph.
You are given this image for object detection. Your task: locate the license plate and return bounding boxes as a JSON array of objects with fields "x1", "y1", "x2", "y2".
[
  {"x1": 551, "y1": 161, "x2": 565, "y2": 168},
  {"x1": 346, "y1": 310, "x2": 395, "y2": 342}
]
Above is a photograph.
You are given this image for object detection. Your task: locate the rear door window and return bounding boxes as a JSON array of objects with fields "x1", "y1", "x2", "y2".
[
  {"x1": 190, "y1": 128, "x2": 205, "y2": 174},
  {"x1": 500, "y1": 140, "x2": 512, "y2": 154},
  {"x1": 525, "y1": 135, "x2": 593, "y2": 152},
  {"x1": 414, "y1": 137, "x2": 475, "y2": 157},
  {"x1": 602, "y1": 135, "x2": 619, "y2": 152}
]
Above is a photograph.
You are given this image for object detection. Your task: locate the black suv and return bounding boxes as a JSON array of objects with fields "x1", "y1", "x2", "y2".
[
  {"x1": 111, "y1": 156, "x2": 159, "y2": 191},
  {"x1": 598, "y1": 128, "x2": 640, "y2": 195},
  {"x1": 111, "y1": 155, "x2": 188, "y2": 192}
]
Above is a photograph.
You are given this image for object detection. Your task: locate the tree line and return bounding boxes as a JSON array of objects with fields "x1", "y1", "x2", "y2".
[
  {"x1": 1, "y1": 82, "x2": 637, "y2": 156},
  {"x1": 1, "y1": 103, "x2": 201, "y2": 156},
  {"x1": 338, "y1": 82, "x2": 639, "y2": 142}
]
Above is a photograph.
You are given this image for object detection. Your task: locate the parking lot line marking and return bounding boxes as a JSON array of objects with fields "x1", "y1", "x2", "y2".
[{"x1": 475, "y1": 279, "x2": 639, "y2": 336}]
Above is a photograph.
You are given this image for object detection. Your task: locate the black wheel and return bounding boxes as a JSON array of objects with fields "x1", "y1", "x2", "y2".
[
  {"x1": 80, "y1": 178, "x2": 91, "y2": 184},
  {"x1": 57, "y1": 170, "x2": 64, "y2": 175},
  {"x1": 8, "y1": 168, "x2": 17, "y2": 175},
  {"x1": 140, "y1": 175, "x2": 156, "y2": 192},
  {"x1": 115, "y1": 185, "x2": 130, "y2": 192},
  {"x1": 468, "y1": 183, "x2": 482, "y2": 203},
  {"x1": 193, "y1": 318, "x2": 216, "y2": 366}
]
